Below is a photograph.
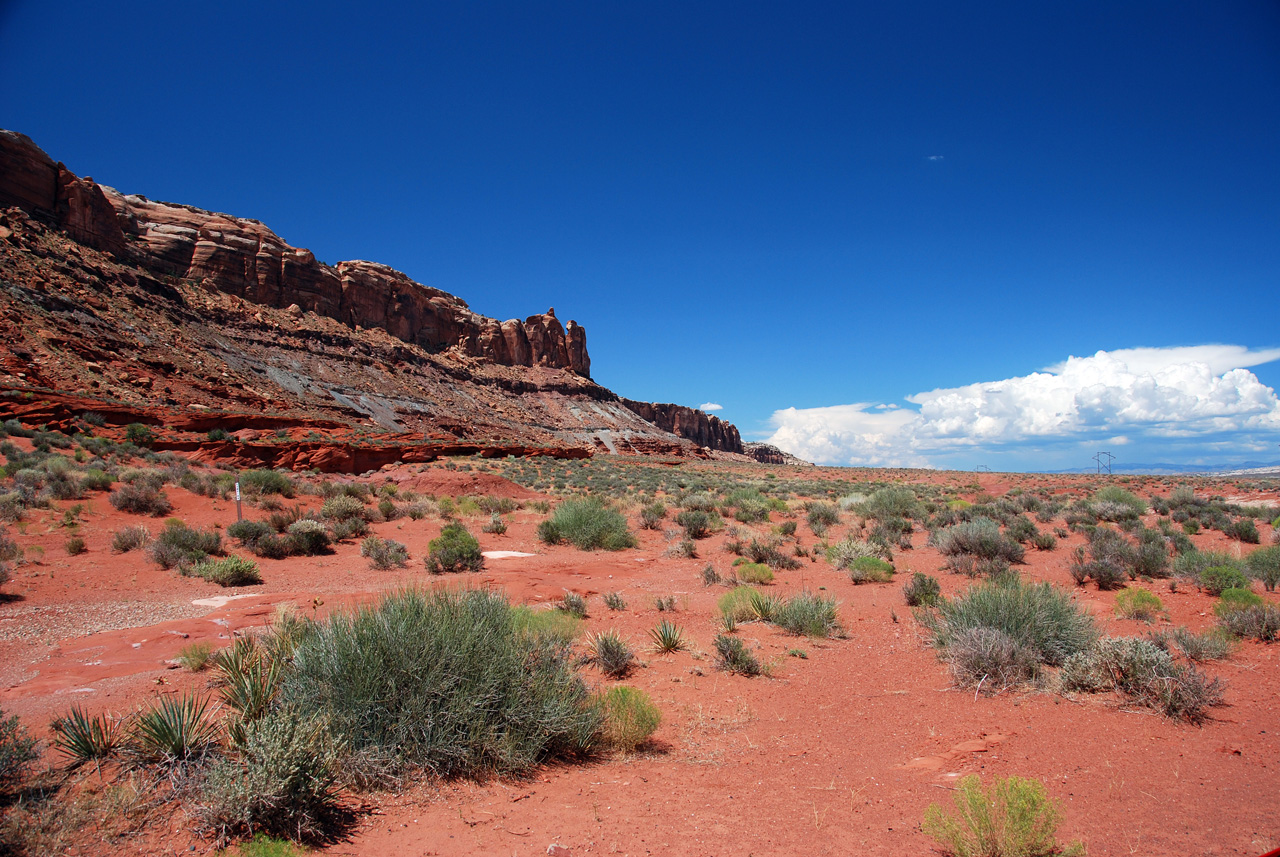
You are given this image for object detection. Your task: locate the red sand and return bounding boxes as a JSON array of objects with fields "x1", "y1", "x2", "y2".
[{"x1": 1, "y1": 458, "x2": 1277, "y2": 856}]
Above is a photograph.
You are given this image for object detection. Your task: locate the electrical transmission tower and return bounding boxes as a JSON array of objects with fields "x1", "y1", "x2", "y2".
[
  {"x1": 975, "y1": 464, "x2": 991, "y2": 472},
  {"x1": 1093, "y1": 451, "x2": 1115, "y2": 475}
]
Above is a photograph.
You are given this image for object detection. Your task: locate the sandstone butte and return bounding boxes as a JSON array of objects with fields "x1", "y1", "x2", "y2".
[{"x1": 0, "y1": 128, "x2": 770, "y2": 469}]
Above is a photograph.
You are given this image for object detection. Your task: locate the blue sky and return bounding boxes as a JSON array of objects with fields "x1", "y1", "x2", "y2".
[{"x1": 2, "y1": 1, "x2": 1278, "y2": 470}]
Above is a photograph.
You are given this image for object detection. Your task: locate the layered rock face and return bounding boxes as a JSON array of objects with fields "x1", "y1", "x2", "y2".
[
  {"x1": 0, "y1": 130, "x2": 589, "y2": 377},
  {"x1": 619, "y1": 399, "x2": 743, "y2": 454}
]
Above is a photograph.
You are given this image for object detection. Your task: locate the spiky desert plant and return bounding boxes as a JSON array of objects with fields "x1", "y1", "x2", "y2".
[
  {"x1": 587, "y1": 630, "x2": 635, "y2": 678},
  {"x1": 648, "y1": 620, "x2": 687, "y2": 653},
  {"x1": 129, "y1": 693, "x2": 221, "y2": 763},
  {"x1": 50, "y1": 706, "x2": 124, "y2": 769}
]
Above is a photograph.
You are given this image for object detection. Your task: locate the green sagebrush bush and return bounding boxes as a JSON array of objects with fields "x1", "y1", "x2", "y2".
[
  {"x1": 149, "y1": 521, "x2": 224, "y2": 571},
  {"x1": 922, "y1": 775, "x2": 1083, "y2": 857},
  {"x1": 0, "y1": 707, "x2": 39, "y2": 791},
  {"x1": 1060, "y1": 636, "x2": 1224, "y2": 723},
  {"x1": 280, "y1": 588, "x2": 601, "y2": 778},
  {"x1": 919, "y1": 577, "x2": 1097, "y2": 669},
  {"x1": 538, "y1": 498, "x2": 636, "y2": 551},
  {"x1": 425, "y1": 522, "x2": 483, "y2": 574},
  {"x1": 598, "y1": 686, "x2": 660, "y2": 752},
  {"x1": 200, "y1": 710, "x2": 343, "y2": 843}
]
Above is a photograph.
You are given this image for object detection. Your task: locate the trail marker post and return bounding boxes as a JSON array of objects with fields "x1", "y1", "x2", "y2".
[{"x1": 235, "y1": 475, "x2": 243, "y2": 522}]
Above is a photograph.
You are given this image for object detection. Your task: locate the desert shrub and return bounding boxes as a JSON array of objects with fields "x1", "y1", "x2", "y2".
[
  {"x1": 1115, "y1": 587, "x2": 1162, "y2": 621},
  {"x1": 1214, "y1": 587, "x2": 1264, "y2": 617},
  {"x1": 228, "y1": 519, "x2": 273, "y2": 548},
  {"x1": 240, "y1": 469, "x2": 295, "y2": 498},
  {"x1": 849, "y1": 555, "x2": 895, "y2": 584},
  {"x1": 285, "y1": 519, "x2": 330, "y2": 555},
  {"x1": 1031, "y1": 531, "x2": 1057, "y2": 551},
  {"x1": 773, "y1": 591, "x2": 841, "y2": 638},
  {"x1": 192, "y1": 555, "x2": 262, "y2": 587},
  {"x1": 280, "y1": 589, "x2": 601, "y2": 777},
  {"x1": 862, "y1": 486, "x2": 920, "y2": 520},
  {"x1": 558, "y1": 591, "x2": 588, "y2": 618},
  {"x1": 1006, "y1": 516, "x2": 1039, "y2": 544},
  {"x1": 736, "y1": 562, "x2": 774, "y2": 584},
  {"x1": 124, "y1": 423, "x2": 155, "y2": 445},
  {"x1": 200, "y1": 710, "x2": 342, "y2": 842},
  {"x1": 0, "y1": 527, "x2": 22, "y2": 564},
  {"x1": 1218, "y1": 604, "x2": 1280, "y2": 641},
  {"x1": 922, "y1": 775, "x2": 1082, "y2": 857},
  {"x1": 80, "y1": 468, "x2": 113, "y2": 491},
  {"x1": 109, "y1": 482, "x2": 173, "y2": 516},
  {"x1": 266, "y1": 505, "x2": 308, "y2": 534},
  {"x1": 718, "y1": 586, "x2": 762, "y2": 624},
  {"x1": 675, "y1": 508, "x2": 715, "y2": 539},
  {"x1": 177, "y1": 641, "x2": 216, "y2": 671},
  {"x1": 1060, "y1": 636, "x2": 1224, "y2": 723},
  {"x1": 1150, "y1": 626, "x2": 1235, "y2": 662},
  {"x1": 700, "y1": 563, "x2": 721, "y2": 586},
  {"x1": 50, "y1": 706, "x2": 123, "y2": 770},
  {"x1": 330, "y1": 516, "x2": 370, "y2": 541},
  {"x1": 598, "y1": 686, "x2": 661, "y2": 752},
  {"x1": 1173, "y1": 549, "x2": 1246, "y2": 582},
  {"x1": 538, "y1": 498, "x2": 636, "y2": 551},
  {"x1": 713, "y1": 634, "x2": 761, "y2": 676},
  {"x1": 587, "y1": 630, "x2": 634, "y2": 678},
  {"x1": 129, "y1": 692, "x2": 221, "y2": 763},
  {"x1": 0, "y1": 492, "x2": 22, "y2": 523},
  {"x1": 1225, "y1": 518, "x2": 1261, "y2": 544},
  {"x1": 1200, "y1": 565, "x2": 1250, "y2": 596},
  {"x1": 777, "y1": 520, "x2": 798, "y2": 538},
  {"x1": 425, "y1": 522, "x2": 483, "y2": 574},
  {"x1": 602, "y1": 591, "x2": 627, "y2": 611},
  {"x1": 64, "y1": 535, "x2": 87, "y2": 555},
  {"x1": 680, "y1": 492, "x2": 719, "y2": 512},
  {"x1": 320, "y1": 495, "x2": 367, "y2": 522},
  {"x1": 149, "y1": 521, "x2": 224, "y2": 570},
  {"x1": 1132, "y1": 529, "x2": 1171, "y2": 578},
  {"x1": 0, "y1": 707, "x2": 39, "y2": 790},
  {"x1": 805, "y1": 501, "x2": 840, "y2": 533},
  {"x1": 744, "y1": 536, "x2": 801, "y2": 570},
  {"x1": 638, "y1": 501, "x2": 666, "y2": 530},
  {"x1": 361, "y1": 536, "x2": 409, "y2": 570},
  {"x1": 666, "y1": 537, "x2": 697, "y2": 559},
  {"x1": 903, "y1": 572, "x2": 942, "y2": 607},
  {"x1": 510, "y1": 606, "x2": 582, "y2": 644},
  {"x1": 481, "y1": 513, "x2": 508, "y2": 534},
  {"x1": 920, "y1": 578, "x2": 1096, "y2": 667},
  {"x1": 648, "y1": 620, "x2": 687, "y2": 653},
  {"x1": 1245, "y1": 545, "x2": 1280, "y2": 592},
  {"x1": 947, "y1": 627, "x2": 1040, "y2": 690},
  {"x1": 933, "y1": 517, "x2": 1025, "y2": 564}
]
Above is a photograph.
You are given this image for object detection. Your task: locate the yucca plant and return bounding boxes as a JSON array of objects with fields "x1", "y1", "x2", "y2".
[
  {"x1": 648, "y1": 620, "x2": 687, "y2": 653},
  {"x1": 587, "y1": 630, "x2": 634, "y2": 678},
  {"x1": 130, "y1": 693, "x2": 221, "y2": 763},
  {"x1": 50, "y1": 706, "x2": 124, "y2": 770}
]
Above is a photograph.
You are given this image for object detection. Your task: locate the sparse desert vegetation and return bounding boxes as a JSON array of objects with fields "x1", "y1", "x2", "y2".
[{"x1": 0, "y1": 427, "x2": 1277, "y2": 855}]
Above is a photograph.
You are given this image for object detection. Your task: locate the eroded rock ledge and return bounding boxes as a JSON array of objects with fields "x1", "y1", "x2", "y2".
[{"x1": 0, "y1": 130, "x2": 589, "y2": 376}]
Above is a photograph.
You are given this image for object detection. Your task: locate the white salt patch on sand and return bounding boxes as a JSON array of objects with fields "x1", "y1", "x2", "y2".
[
  {"x1": 482, "y1": 551, "x2": 536, "y2": 559},
  {"x1": 193, "y1": 594, "x2": 266, "y2": 609}
]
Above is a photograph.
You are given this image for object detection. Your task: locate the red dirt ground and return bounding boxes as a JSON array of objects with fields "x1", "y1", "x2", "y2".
[{"x1": 1, "y1": 452, "x2": 1277, "y2": 856}]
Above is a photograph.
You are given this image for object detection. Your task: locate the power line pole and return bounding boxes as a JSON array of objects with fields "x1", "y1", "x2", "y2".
[{"x1": 1093, "y1": 451, "x2": 1115, "y2": 475}]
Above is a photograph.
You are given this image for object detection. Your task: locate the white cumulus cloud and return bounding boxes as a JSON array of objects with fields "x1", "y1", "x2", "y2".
[
  {"x1": 699, "y1": 402, "x2": 723, "y2": 412},
  {"x1": 764, "y1": 345, "x2": 1280, "y2": 466}
]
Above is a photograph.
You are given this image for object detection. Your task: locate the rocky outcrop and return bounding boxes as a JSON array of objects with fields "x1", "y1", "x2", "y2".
[
  {"x1": 0, "y1": 130, "x2": 589, "y2": 377},
  {"x1": 743, "y1": 442, "x2": 814, "y2": 467},
  {"x1": 619, "y1": 399, "x2": 743, "y2": 454}
]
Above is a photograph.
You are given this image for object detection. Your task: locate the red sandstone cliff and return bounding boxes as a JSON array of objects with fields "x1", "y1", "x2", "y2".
[
  {"x1": 0, "y1": 130, "x2": 589, "y2": 377},
  {"x1": 619, "y1": 399, "x2": 743, "y2": 454}
]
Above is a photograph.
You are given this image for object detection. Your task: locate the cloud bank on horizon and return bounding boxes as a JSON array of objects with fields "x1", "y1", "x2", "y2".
[{"x1": 764, "y1": 345, "x2": 1280, "y2": 469}]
